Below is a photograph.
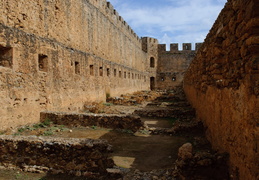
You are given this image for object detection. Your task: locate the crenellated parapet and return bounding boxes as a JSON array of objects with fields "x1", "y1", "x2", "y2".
[
  {"x1": 158, "y1": 43, "x2": 203, "y2": 53},
  {"x1": 87, "y1": 0, "x2": 141, "y2": 44}
]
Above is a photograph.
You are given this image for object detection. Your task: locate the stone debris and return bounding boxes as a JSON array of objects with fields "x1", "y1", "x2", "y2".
[
  {"x1": 107, "y1": 91, "x2": 162, "y2": 106},
  {"x1": 178, "y1": 143, "x2": 193, "y2": 161}
]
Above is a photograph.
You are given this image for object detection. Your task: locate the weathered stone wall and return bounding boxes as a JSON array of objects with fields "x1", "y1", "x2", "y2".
[
  {"x1": 184, "y1": 0, "x2": 259, "y2": 179},
  {"x1": 0, "y1": 0, "x2": 151, "y2": 130},
  {"x1": 0, "y1": 135, "x2": 114, "y2": 177},
  {"x1": 156, "y1": 43, "x2": 200, "y2": 90},
  {"x1": 142, "y1": 37, "x2": 159, "y2": 90},
  {"x1": 40, "y1": 111, "x2": 144, "y2": 132}
]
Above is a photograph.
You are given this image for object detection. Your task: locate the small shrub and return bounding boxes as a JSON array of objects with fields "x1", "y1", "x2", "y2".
[
  {"x1": 43, "y1": 130, "x2": 54, "y2": 136},
  {"x1": 103, "y1": 102, "x2": 113, "y2": 106},
  {"x1": 42, "y1": 118, "x2": 52, "y2": 126},
  {"x1": 17, "y1": 127, "x2": 26, "y2": 133},
  {"x1": 139, "y1": 130, "x2": 150, "y2": 135},
  {"x1": 91, "y1": 125, "x2": 97, "y2": 130},
  {"x1": 119, "y1": 129, "x2": 133, "y2": 134}
]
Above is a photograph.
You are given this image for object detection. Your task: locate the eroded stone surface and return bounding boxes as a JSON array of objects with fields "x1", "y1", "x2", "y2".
[
  {"x1": 0, "y1": 135, "x2": 114, "y2": 178},
  {"x1": 184, "y1": 0, "x2": 259, "y2": 179}
]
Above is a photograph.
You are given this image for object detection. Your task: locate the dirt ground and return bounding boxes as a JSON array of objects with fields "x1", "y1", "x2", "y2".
[{"x1": 0, "y1": 88, "x2": 229, "y2": 180}]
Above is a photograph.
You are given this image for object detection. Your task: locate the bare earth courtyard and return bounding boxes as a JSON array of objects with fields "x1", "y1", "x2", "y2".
[{"x1": 0, "y1": 88, "x2": 229, "y2": 179}]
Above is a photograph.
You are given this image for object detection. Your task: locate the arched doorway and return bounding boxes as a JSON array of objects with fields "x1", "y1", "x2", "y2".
[{"x1": 150, "y1": 77, "x2": 155, "y2": 90}]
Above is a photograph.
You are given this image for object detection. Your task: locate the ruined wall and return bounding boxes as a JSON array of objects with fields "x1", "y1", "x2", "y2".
[
  {"x1": 184, "y1": 0, "x2": 259, "y2": 179},
  {"x1": 40, "y1": 111, "x2": 143, "y2": 132},
  {"x1": 0, "y1": 135, "x2": 114, "y2": 177},
  {"x1": 0, "y1": 0, "x2": 151, "y2": 130},
  {"x1": 157, "y1": 43, "x2": 200, "y2": 90}
]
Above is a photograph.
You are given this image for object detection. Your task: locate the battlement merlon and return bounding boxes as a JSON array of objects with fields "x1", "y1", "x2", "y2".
[
  {"x1": 88, "y1": 0, "x2": 141, "y2": 43},
  {"x1": 182, "y1": 43, "x2": 192, "y2": 50},
  {"x1": 106, "y1": 1, "x2": 114, "y2": 11},
  {"x1": 170, "y1": 43, "x2": 179, "y2": 52},
  {"x1": 158, "y1": 44, "x2": 166, "y2": 53}
]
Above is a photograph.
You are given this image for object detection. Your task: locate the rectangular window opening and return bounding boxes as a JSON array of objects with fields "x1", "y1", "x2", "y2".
[
  {"x1": 107, "y1": 68, "x2": 110, "y2": 77},
  {"x1": 0, "y1": 47, "x2": 13, "y2": 68},
  {"x1": 114, "y1": 69, "x2": 117, "y2": 77},
  {"x1": 119, "y1": 71, "x2": 122, "y2": 78},
  {"x1": 124, "y1": 72, "x2": 126, "y2": 78},
  {"x1": 99, "y1": 67, "x2": 103, "y2": 76},
  {"x1": 38, "y1": 54, "x2": 48, "y2": 72},
  {"x1": 90, "y1": 65, "x2": 94, "y2": 76},
  {"x1": 75, "y1": 61, "x2": 80, "y2": 74}
]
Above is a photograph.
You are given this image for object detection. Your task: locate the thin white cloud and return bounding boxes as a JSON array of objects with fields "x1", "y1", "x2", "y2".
[{"x1": 108, "y1": 0, "x2": 227, "y2": 45}]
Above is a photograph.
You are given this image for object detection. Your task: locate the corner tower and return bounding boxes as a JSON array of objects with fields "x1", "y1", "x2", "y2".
[{"x1": 141, "y1": 37, "x2": 159, "y2": 90}]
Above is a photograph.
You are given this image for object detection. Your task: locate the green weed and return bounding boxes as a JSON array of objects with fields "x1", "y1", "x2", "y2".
[
  {"x1": 43, "y1": 130, "x2": 54, "y2": 136},
  {"x1": 91, "y1": 125, "x2": 97, "y2": 130},
  {"x1": 103, "y1": 102, "x2": 113, "y2": 106}
]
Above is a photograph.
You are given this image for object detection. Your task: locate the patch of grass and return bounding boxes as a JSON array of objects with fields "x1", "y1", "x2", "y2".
[
  {"x1": 43, "y1": 130, "x2": 54, "y2": 136},
  {"x1": 139, "y1": 129, "x2": 150, "y2": 135},
  {"x1": 13, "y1": 133, "x2": 21, "y2": 136},
  {"x1": 120, "y1": 129, "x2": 133, "y2": 134},
  {"x1": 91, "y1": 125, "x2": 97, "y2": 130},
  {"x1": 14, "y1": 172, "x2": 29, "y2": 180},
  {"x1": 33, "y1": 119, "x2": 53, "y2": 129},
  {"x1": 103, "y1": 102, "x2": 113, "y2": 106},
  {"x1": 17, "y1": 127, "x2": 26, "y2": 133},
  {"x1": 59, "y1": 126, "x2": 69, "y2": 132}
]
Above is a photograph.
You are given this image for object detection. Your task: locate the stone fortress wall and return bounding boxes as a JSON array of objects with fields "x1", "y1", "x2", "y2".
[
  {"x1": 183, "y1": 0, "x2": 259, "y2": 179},
  {"x1": 0, "y1": 0, "x2": 157, "y2": 130},
  {"x1": 156, "y1": 43, "x2": 202, "y2": 90}
]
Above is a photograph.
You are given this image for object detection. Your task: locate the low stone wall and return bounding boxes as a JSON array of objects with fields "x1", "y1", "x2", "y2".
[
  {"x1": 40, "y1": 111, "x2": 144, "y2": 132},
  {"x1": 134, "y1": 108, "x2": 195, "y2": 119},
  {"x1": 0, "y1": 135, "x2": 114, "y2": 177}
]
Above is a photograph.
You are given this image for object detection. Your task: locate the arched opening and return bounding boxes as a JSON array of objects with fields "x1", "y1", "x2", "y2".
[
  {"x1": 150, "y1": 77, "x2": 155, "y2": 90},
  {"x1": 150, "y1": 57, "x2": 155, "y2": 68}
]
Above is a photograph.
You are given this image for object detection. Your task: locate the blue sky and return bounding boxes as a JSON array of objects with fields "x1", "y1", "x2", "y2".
[{"x1": 108, "y1": 0, "x2": 227, "y2": 50}]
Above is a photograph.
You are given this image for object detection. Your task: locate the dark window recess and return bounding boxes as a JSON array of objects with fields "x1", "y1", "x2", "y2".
[
  {"x1": 114, "y1": 69, "x2": 117, "y2": 77},
  {"x1": 90, "y1": 65, "x2": 94, "y2": 76},
  {"x1": 150, "y1": 57, "x2": 155, "y2": 68},
  {"x1": 119, "y1": 71, "x2": 122, "y2": 78},
  {"x1": 38, "y1": 54, "x2": 48, "y2": 72},
  {"x1": 107, "y1": 68, "x2": 110, "y2": 76},
  {"x1": 75, "y1": 61, "x2": 80, "y2": 74},
  {"x1": 0, "y1": 47, "x2": 13, "y2": 68},
  {"x1": 128, "y1": 72, "x2": 130, "y2": 78},
  {"x1": 124, "y1": 72, "x2": 126, "y2": 78},
  {"x1": 99, "y1": 67, "x2": 103, "y2": 76}
]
